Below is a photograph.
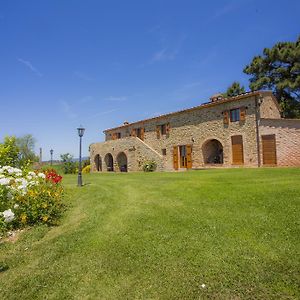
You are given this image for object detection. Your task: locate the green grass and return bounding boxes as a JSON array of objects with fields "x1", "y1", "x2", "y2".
[{"x1": 1, "y1": 169, "x2": 300, "y2": 299}]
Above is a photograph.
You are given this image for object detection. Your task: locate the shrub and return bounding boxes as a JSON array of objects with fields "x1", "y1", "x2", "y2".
[
  {"x1": 0, "y1": 166, "x2": 64, "y2": 237},
  {"x1": 82, "y1": 165, "x2": 91, "y2": 174},
  {"x1": 60, "y1": 153, "x2": 77, "y2": 174},
  {"x1": 143, "y1": 161, "x2": 157, "y2": 172}
]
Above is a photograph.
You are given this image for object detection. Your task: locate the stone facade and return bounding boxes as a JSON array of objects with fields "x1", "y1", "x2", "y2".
[{"x1": 90, "y1": 91, "x2": 300, "y2": 172}]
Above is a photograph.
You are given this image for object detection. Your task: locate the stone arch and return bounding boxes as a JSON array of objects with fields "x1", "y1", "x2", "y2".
[
  {"x1": 116, "y1": 152, "x2": 128, "y2": 172},
  {"x1": 202, "y1": 139, "x2": 224, "y2": 164},
  {"x1": 94, "y1": 154, "x2": 102, "y2": 171},
  {"x1": 104, "y1": 153, "x2": 114, "y2": 171}
]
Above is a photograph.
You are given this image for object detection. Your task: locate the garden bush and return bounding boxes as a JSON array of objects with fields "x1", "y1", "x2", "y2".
[
  {"x1": 0, "y1": 166, "x2": 64, "y2": 237},
  {"x1": 82, "y1": 165, "x2": 91, "y2": 174},
  {"x1": 143, "y1": 161, "x2": 157, "y2": 172}
]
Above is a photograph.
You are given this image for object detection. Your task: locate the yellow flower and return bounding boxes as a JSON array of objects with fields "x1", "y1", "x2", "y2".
[
  {"x1": 20, "y1": 214, "x2": 27, "y2": 224},
  {"x1": 42, "y1": 216, "x2": 49, "y2": 222}
]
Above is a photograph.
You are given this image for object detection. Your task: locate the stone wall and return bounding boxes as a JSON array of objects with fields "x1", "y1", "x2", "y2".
[
  {"x1": 259, "y1": 118, "x2": 300, "y2": 166},
  {"x1": 90, "y1": 137, "x2": 164, "y2": 172},
  {"x1": 90, "y1": 92, "x2": 299, "y2": 171}
]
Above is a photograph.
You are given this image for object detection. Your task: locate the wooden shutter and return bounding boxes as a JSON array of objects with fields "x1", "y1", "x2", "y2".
[
  {"x1": 112, "y1": 133, "x2": 116, "y2": 140},
  {"x1": 223, "y1": 111, "x2": 229, "y2": 125},
  {"x1": 240, "y1": 107, "x2": 246, "y2": 121},
  {"x1": 173, "y1": 146, "x2": 178, "y2": 170},
  {"x1": 131, "y1": 128, "x2": 136, "y2": 137},
  {"x1": 156, "y1": 126, "x2": 161, "y2": 139},
  {"x1": 140, "y1": 128, "x2": 145, "y2": 141},
  {"x1": 166, "y1": 123, "x2": 170, "y2": 137},
  {"x1": 231, "y1": 135, "x2": 244, "y2": 165},
  {"x1": 262, "y1": 135, "x2": 277, "y2": 165},
  {"x1": 186, "y1": 144, "x2": 193, "y2": 169}
]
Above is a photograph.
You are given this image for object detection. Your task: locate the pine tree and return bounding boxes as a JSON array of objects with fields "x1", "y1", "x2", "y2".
[
  {"x1": 244, "y1": 36, "x2": 300, "y2": 118},
  {"x1": 223, "y1": 81, "x2": 245, "y2": 97}
]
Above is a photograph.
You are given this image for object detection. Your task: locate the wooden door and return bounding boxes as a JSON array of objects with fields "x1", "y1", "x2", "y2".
[
  {"x1": 173, "y1": 146, "x2": 178, "y2": 170},
  {"x1": 262, "y1": 135, "x2": 277, "y2": 165},
  {"x1": 231, "y1": 135, "x2": 244, "y2": 165},
  {"x1": 186, "y1": 144, "x2": 192, "y2": 169}
]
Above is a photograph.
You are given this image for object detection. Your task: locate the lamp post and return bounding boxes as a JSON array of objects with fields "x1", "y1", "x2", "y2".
[
  {"x1": 50, "y1": 149, "x2": 54, "y2": 166},
  {"x1": 77, "y1": 126, "x2": 85, "y2": 187}
]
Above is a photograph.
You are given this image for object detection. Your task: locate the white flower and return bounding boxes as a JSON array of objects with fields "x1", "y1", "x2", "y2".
[
  {"x1": 0, "y1": 178, "x2": 10, "y2": 185},
  {"x1": 2, "y1": 209, "x2": 15, "y2": 223},
  {"x1": 27, "y1": 175, "x2": 33, "y2": 180},
  {"x1": 201, "y1": 284, "x2": 206, "y2": 289},
  {"x1": 28, "y1": 171, "x2": 36, "y2": 177},
  {"x1": 13, "y1": 204, "x2": 19, "y2": 209},
  {"x1": 38, "y1": 173, "x2": 46, "y2": 179}
]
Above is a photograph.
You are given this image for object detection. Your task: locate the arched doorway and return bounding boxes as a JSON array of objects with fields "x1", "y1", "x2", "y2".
[
  {"x1": 104, "y1": 153, "x2": 114, "y2": 171},
  {"x1": 116, "y1": 152, "x2": 128, "y2": 172},
  {"x1": 94, "y1": 154, "x2": 102, "y2": 171},
  {"x1": 202, "y1": 139, "x2": 223, "y2": 164}
]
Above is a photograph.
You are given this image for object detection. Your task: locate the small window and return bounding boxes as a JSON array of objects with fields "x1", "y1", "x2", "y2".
[
  {"x1": 116, "y1": 132, "x2": 121, "y2": 139},
  {"x1": 160, "y1": 124, "x2": 167, "y2": 135},
  {"x1": 179, "y1": 145, "x2": 187, "y2": 168},
  {"x1": 230, "y1": 108, "x2": 240, "y2": 122},
  {"x1": 162, "y1": 148, "x2": 167, "y2": 156}
]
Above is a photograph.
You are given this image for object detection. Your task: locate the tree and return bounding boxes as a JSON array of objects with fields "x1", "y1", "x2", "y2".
[
  {"x1": 16, "y1": 134, "x2": 38, "y2": 165},
  {"x1": 60, "y1": 153, "x2": 77, "y2": 174},
  {"x1": 0, "y1": 136, "x2": 19, "y2": 167},
  {"x1": 223, "y1": 81, "x2": 245, "y2": 97},
  {"x1": 244, "y1": 36, "x2": 300, "y2": 118}
]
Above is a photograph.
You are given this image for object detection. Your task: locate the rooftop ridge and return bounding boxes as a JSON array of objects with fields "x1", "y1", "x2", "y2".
[{"x1": 103, "y1": 90, "x2": 272, "y2": 133}]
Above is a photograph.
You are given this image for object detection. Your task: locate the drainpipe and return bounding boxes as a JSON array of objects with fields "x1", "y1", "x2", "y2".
[{"x1": 255, "y1": 95, "x2": 262, "y2": 167}]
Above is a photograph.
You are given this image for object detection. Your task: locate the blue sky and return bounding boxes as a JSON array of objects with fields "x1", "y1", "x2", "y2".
[{"x1": 0, "y1": 0, "x2": 299, "y2": 160}]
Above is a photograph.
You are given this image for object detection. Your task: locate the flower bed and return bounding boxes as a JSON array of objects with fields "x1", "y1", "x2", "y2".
[{"x1": 0, "y1": 166, "x2": 64, "y2": 236}]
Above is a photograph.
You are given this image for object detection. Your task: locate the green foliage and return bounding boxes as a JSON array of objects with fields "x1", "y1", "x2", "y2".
[
  {"x1": 244, "y1": 36, "x2": 300, "y2": 118},
  {"x1": 0, "y1": 136, "x2": 20, "y2": 168},
  {"x1": 60, "y1": 153, "x2": 77, "y2": 174},
  {"x1": 223, "y1": 81, "x2": 245, "y2": 97},
  {"x1": 82, "y1": 158, "x2": 90, "y2": 168},
  {"x1": 0, "y1": 135, "x2": 38, "y2": 169},
  {"x1": 16, "y1": 134, "x2": 39, "y2": 165},
  {"x1": 142, "y1": 160, "x2": 157, "y2": 172},
  {"x1": 0, "y1": 168, "x2": 64, "y2": 236},
  {"x1": 82, "y1": 165, "x2": 91, "y2": 174}
]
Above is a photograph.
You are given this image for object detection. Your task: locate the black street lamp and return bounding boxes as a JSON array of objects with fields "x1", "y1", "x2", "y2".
[
  {"x1": 77, "y1": 126, "x2": 85, "y2": 187},
  {"x1": 50, "y1": 149, "x2": 54, "y2": 166}
]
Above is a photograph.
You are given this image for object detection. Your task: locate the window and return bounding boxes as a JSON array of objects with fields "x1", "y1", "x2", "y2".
[
  {"x1": 116, "y1": 132, "x2": 121, "y2": 139},
  {"x1": 230, "y1": 108, "x2": 240, "y2": 122},
  {"x1": 156, "y1": 123, "x2": 170, "y2": 139},
  {"x1": 160, "y1": 124, "x2": 167, "y2": 135},
  {"x1": 162, "y1": 148, "x2": 167, "y2": 156},
  {"x1": 179, "y1": 145, "x2": 187, "y2": 168}
]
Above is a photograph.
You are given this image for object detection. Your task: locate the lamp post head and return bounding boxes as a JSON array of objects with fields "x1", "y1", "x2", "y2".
[
  {"x1": 50, "y1": 149, "x2": 54, "y2": 155},
  {"x1": 77, "y1": 126, "x2": 85, "y2": 137}
]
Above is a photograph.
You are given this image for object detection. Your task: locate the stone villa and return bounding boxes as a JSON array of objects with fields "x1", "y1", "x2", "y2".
[{"x1": 90, "y1": 91, "x2": 300, "y2": 172}]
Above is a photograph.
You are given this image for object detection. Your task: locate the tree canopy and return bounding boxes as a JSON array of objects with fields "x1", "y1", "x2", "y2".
[
  {"x1": 16, "y1": 134, "x2": 38, "y2": 165},
  {"x1": 223, "y1": 81, "x2": 245, "y2": 97},
  {"x1": 243, "y1": 36, "x2": 300, "y2": 118}
]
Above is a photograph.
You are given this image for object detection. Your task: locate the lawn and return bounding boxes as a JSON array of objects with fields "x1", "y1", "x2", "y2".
[{"x1": 0, "y1": 168, "x2": 299, "y2": 299}]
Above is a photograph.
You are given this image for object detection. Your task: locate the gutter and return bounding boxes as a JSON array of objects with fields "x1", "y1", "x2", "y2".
[{"x1": 255, "y1": 94, "x2": 263, "y2": 167}]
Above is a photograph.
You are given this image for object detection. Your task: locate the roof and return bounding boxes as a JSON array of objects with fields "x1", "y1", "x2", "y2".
[{"x1": 103, "y1": 90, "x2": 276, "y2": 133}]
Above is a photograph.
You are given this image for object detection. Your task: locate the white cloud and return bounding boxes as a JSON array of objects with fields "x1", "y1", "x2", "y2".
[
  {"x1": 17, "y1": 58, "x2": 42, "y2": 77},
  {"x1": 104, "y1": 96, "x2": 128, "y2": 102},
  {"x1": 90, "y1": 109, "x2": 118, "y2": 119}
]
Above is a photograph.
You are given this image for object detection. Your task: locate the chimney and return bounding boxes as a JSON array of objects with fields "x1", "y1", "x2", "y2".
[{"x1": 210, "y1": 93, "x2": 224, "y2": 102}]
